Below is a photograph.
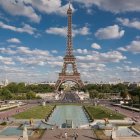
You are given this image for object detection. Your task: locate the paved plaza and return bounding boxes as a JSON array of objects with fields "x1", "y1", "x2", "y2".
[{"x1": 41, "y1": 129, "x2": 96, "y2": 140}]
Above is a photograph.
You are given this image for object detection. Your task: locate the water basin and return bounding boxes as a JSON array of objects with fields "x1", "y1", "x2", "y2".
[
  {"x1": 0, "y1": 127, "x2": 32, "y2": 136},
  {"x1": 47, "y1": 105, "x2": 89, "y2": 128}
]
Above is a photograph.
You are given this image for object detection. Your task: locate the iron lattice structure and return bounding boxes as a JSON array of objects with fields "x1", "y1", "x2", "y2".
[{"x1": 55, "y1": 3, "x2": 84, "y2": 91}]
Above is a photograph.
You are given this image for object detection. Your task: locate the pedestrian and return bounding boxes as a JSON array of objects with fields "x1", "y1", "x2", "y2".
[
  {"x1": 7, "y1": 116, "x2": 9, "y2": 121},
  {"x1": 64, "y1": 132, "x2": 68, "y2": 139},
  {"x1": 73, "y1": 132, "x2": 78, "y2": 140}
]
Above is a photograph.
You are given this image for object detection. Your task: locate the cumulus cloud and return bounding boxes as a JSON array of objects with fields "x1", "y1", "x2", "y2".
[
  {"x1": 118, "y1": 40, "x2": 140, "y2": 54},
  {"x1": 0, "y1": 56, "x2": 15, "y2": 65},
  {"x1": 7, "y1": 38, "x2": 21, "y2": 44},
  {"x1": 0, "y1": 44, "x2": 138, "y2": 83},
  {"x1": 46, "y1": 27, "x2": 67, "y2": 37},
  {"x1": 25, "y1": 0, "x2": 75, "y2": 16},
  {"x1": 117, "y1": 47, "x2": 127, "y2": 52},
  {"x1": 79, "y1": 63, "x2": 106, "y2": 72},
  {"x1": 95, "y1": 25, "x2": 125, "y2": 39},
  {"x1": 0, "y1": 0, "x2": 41, "y2": 23},
  {"x1": 16, "y1": 56, "x2": 47, "y2": 66},
  {"x1": 16, "y1": 46, "x2": 51, "y2": 56},
  {"x1": 0, "y1": 47, "x2": 16, "y2": 55},
  {"x1": 0, "y1": 45, "x2": 63, "y2": 68},
  {"x1": 74, "y1": 0, "x2": 140, "y2": 13},
  {"x1": 91, "y1": 43, "x2": 101, "y2": 49},
  {"x1": 118, "y1": 66, "x2": 140, "y2": 74},
  {"x1": 76, "y1": 50, "x2": 126, "y2": 63},
  {"x1": 51, "y1": 50, "x2": 58, "y2": 54},
  {"x1": 75, "y1": 49, "x2": 88, "y2": 54},
  {"x1": 117, "y1": 18, "x2": 140, "y2": 30},
  {"x1": 0, "y1": 21, "x2": 36, "y2": 35},
  {"x1": 126, "y1": 40, "x2": 140, "y2": 53},
  {"x1": 46, "y1": 26, "x2": 90, "y2": 37}
]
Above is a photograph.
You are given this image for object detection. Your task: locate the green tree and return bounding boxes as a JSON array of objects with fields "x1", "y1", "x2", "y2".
[
  {"x1": 26, "y1": 91, "x2": 36, "y2": 99},
  {"x1": 17, "y1": 82, "x2": 26, "y2": 93},
  {"x1": 89, "y1": 90, "x2": 99, "y2": 99},
  {"x1": 120, "y1": 89, "x2": 129, "y2": 100},
  {"x1": 6, "y1": 82, "x2": 18, "y2": 93},
  {"x1": 1, "y1": 89, "x2": 12, "y2": 100}
]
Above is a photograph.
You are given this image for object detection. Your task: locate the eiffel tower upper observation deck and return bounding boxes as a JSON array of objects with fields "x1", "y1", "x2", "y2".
[{"x1": 55, "y1": 1, "x2": 84, "y2": 91}]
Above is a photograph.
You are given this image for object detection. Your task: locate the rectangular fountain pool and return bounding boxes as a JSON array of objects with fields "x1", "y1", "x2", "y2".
[
  {"x1": 47, "y1": 105, "x2": 89, "y2": 128},
  {"x1": 0, "y1": 127, "x2": 32, "y2": 136}
]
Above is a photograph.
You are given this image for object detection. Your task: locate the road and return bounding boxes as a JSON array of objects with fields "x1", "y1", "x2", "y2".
[
  {"x1": 0, "y1": 104, "x2": 36, "y2": 121},
  {"x1": 98, "y1": 100, "x2": 140, "y2": 121},
  {"x1": 62, "y1": 92, "x2": 80, "y2": 102}
]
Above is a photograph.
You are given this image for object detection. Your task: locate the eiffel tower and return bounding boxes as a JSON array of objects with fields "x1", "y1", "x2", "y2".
[{"x1": 55, "y1": 1, "x2": 84, "y2": 91}]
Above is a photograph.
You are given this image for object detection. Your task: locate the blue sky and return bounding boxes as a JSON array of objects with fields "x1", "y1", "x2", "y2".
[{"x1": 0, "y1": 0, "x2": 140, "y2": 83}]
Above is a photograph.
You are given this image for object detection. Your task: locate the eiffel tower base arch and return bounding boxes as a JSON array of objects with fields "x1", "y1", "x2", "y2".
[{"x1": 55, "y1": 74, "x2": 84, "y2": 91}]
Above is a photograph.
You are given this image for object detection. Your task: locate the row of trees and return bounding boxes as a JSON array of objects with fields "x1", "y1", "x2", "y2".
[
  {"x1": 0, "y1": 82, "x2": 55, "y2": 100},
  {"x1": 84, "y1": 83, "x2": 140, "y2": 104},
  {"x1": 84, "y1": 83, "x2": 129, "y2": 93}
]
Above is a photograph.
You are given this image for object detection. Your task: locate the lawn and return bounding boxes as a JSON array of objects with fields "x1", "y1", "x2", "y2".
[
  {"x1": 85, "y1": 105, "x2": 125, "y2": 120},
  {"x1": 13, "y1": 105, "x2": 55, "y2": 119}
]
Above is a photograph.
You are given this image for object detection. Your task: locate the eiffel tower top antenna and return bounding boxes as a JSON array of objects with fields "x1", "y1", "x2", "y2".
[{"x1": 69, "y1": 0, "x2": 71, "y2": 7}]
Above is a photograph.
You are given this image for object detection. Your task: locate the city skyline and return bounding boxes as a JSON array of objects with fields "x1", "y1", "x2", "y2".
[{"x1": 0, "y1": 0, "x2": 140, "y2": 83}]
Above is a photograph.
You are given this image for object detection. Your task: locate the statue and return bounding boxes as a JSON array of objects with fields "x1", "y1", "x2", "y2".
[
  {"x1": 104, "y1": 118, "x2": 109, "y2": 126},
  {"x1": 23, "y1": 126, "x2": 28, "y2": 140},
  {"x1": 111, "y1": 127, "x2": 117, "y2": 140},
  {"x1": 29, "y1": 118, "x2": 34, "y2": 126}
]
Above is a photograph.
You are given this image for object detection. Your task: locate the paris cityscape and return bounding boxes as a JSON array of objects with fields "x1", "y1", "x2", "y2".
[{"x1": 0, "y1": 0, "x2": 140, "y2": 140}]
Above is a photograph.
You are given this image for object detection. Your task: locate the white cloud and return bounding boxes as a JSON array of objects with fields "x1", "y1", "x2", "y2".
[
  {"x1": 74, "y1": 27, "x2": 90, "y2": 36},
  {"x1": 0, "y1": 44, "x2": 138, "y2": 83},
  {"x1": 16, "y1": 56, "x2": 47, "y2": 66},
  {"x1": 123, "y1": 66, "x2": 140, "y2": 73},
  {"x1": 46, "y1": 26, "x2": 90, "y2": 37},
  {"x1": 117, "y1": 18, "x2": 140, "y2": 30},
  {"x1": 56, "y1": 3, "x2": 76, "y2": 16},
  {"x1": 0, "y1": 22, "x2": 36, "y2": 35},
  {"x1": 25, "y1": 0, "x2": 75, "y2": 16},
  {"x1": 0, "y1": 46, "x2": 63, "y2": 67},
  {"x1": 117, "y1": 47, "x2": 127, "y2": 52},
  {"x1": 46, "y1": 27, "x2": 66, "y2": 37},
  {"x1": 74, "y1": 0, "x2": 140, "y2": 13},
  {"x1": 123, "y1": 61, "x2": 132, "y2": 64},
  {"x1": 118, "y1": 40, "x2": 140, "y2": 54},
  {"x1": 126, "y1": 40, "x2": 140, "y2": 53},
  {"x1": 79, "y1": 63, "x2": 106, "y2": 72},
  {"x1": 76, "y1": 50, "x2": 126, "y2": 63},
  {"x1": 51, "y1": 50, "x2": 58, "y2": 54},
  {"x1": 7, "y1": 38, "x2": 21, "y2": 44},
  {"x1": 75, "y1": 49, "x2": 88, "y2": 54},
  {"x1": 95, "y1": 25, "x2": 125, "y2": 39},
  {"x1": 0, "y1": 56, "x2": 15, "y2": 65},
  {"x1": 91, "y1": 43, "x2": 101, "y2": 49},
  {"x1": 0, "y1": 47, "x2": 16, "y2": 55},
  {"x1": 0, "y1": 0, "x2": 41, "y2": 23},
  {"x1": 16, "y1": 46, "x2": 51, "y2": 57},
  {"x1": 48, "y1": 61, "x2": 63, "y2": 67}
]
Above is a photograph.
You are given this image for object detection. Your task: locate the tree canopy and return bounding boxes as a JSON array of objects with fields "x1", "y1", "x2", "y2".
[{"x1": 0, "y1": 82, "x2": 54, "y2": 100}]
